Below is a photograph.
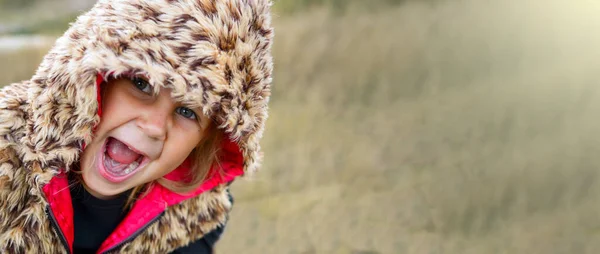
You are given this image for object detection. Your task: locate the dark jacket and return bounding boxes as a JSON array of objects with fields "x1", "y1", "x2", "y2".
[
  {"x1": 171, "y1": 191, "x2": 232, "y2": 253},
  {"x1": 0, "y1": 0, "x2": 273, "y2": 253},
  {"x1": 174, "y1": 224, "x2": 225, "y2": 253}
]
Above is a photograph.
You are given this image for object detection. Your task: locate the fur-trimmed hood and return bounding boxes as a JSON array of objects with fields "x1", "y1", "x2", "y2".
[
  {"x1": 0, "y1": 0, "x2": 273, "y2": 253},
  {"x1": 29, "y1": 0, "x2": 273, "y2": 176}
]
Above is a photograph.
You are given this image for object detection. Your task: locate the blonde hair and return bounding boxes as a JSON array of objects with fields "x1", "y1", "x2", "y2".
[{"x1": 156, "y1": 123, "x2": 224, "y2": 193}]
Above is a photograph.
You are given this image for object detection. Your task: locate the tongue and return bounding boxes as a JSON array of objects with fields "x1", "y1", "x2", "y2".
[{"x1": 106, "y1": 138, "x2": 141, "y2": 164}]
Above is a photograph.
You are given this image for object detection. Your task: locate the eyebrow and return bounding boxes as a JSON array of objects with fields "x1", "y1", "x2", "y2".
[{"x1": 166, "y1": 90, "x2": 206, "y2": 116}]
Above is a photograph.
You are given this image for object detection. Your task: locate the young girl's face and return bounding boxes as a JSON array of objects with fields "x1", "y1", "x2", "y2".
[{"x1": 80, "y1": 78, "x2": 210, "y2": 199}]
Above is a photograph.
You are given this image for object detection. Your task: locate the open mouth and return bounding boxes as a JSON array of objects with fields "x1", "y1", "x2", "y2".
[{"x1": 97, "y1": 137, "x2": 150, "y2": 183}]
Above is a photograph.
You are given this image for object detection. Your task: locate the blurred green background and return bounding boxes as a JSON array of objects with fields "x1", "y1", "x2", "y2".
[{"x1": 3, "y1": 0, "x2": 600, "y2": 253}]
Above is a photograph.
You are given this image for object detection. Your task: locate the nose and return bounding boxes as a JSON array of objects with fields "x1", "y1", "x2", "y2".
[{"x1": 136, "y1": 105, "x2": 169, "y2": 141}]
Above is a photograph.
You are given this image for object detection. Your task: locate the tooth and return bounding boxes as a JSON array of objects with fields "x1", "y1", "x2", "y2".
[{"x1": 125, "y1": 161, "x2": 139, "y2": 174}]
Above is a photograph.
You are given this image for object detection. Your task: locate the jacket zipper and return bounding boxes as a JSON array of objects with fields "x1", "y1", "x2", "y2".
[
  {"x1": 100, "y1": 211, "x2": 165, "y2": 254},
  {"x1": 46, "y1": 206, "x2": 72, "y2": 254}
]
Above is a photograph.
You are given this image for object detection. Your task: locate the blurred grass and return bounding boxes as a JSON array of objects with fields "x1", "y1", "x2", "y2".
[
  {"x1": 0, "y1": 0, "x2": 90, "y2": 35},
  {"x1": 272, "y1": 0, "x2": 407, "y2": 14},
  {"x1": 10, "y1": 14, "x2": 80, "y2": 35},
  {"x1": 0, "y1": 47, "x2": 48, "y2": 86},
  {"x1": 0, "y1": 0, "x2": 414, "y2": 35},
  {"x1": 0, "y1": 0, "x2": 38, "y2": 9},
  {"x1": 4, "y1": 0, "x2": 600, "y2": 253},
  {"x1": 222, "y1": 0, "x2": 600, "y2": 253}
]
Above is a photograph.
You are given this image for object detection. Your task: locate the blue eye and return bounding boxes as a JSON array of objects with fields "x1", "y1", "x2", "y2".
[
  {"x1": 176, "y1": 107, "x2": 197, "y2": 120},
  {"x1": 132, "y1": 77, "x2": 152, "y2": 94}
]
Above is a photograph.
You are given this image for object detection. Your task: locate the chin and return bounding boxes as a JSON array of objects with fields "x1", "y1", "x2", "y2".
[{"x1": 81, "y1": 169, "x2": 129, "y2": 199}]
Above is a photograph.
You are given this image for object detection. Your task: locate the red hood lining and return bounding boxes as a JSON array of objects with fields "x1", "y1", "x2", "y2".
[{"x1": 43, "y1": 73, "x2": 244, "y2": 253}]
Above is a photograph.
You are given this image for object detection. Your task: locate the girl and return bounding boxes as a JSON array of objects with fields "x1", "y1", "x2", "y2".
[{"x1": 0, "y1": 0, "x2": 273, "y2": 253}]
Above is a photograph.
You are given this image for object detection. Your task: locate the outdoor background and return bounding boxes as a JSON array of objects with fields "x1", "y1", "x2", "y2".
[{"x1": 2, "y1": 0, "x2": 600, "y2": 253}]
